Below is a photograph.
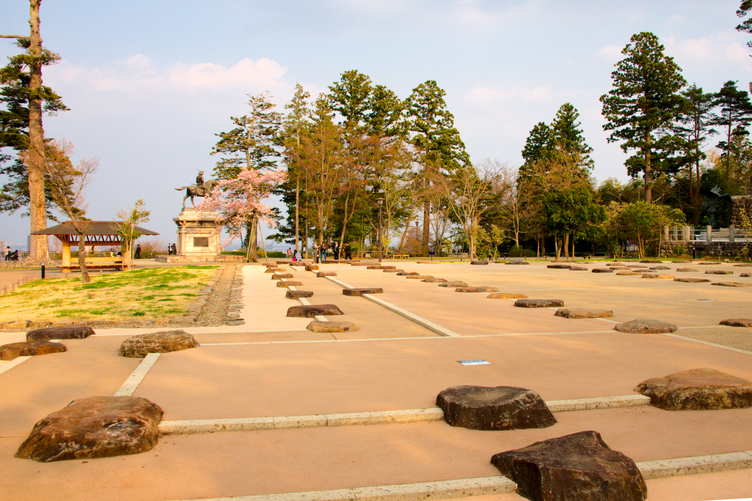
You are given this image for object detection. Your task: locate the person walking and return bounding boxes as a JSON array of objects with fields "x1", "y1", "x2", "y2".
[
  {"x1": 134, "y1": 244, "x2": 142, "y2": 259},
  {"x1": 344, "y1": 242, "x2": 352, "y2": 260},
  {"x1": 333, "y1": 241, "x2": 340, "y2": 260},
  {"x1": 312, "y1": 242, "x2": 319, "y2": 263},
  {"x1": 321, "y1": 243, "x2": 328, "y2": 261}
]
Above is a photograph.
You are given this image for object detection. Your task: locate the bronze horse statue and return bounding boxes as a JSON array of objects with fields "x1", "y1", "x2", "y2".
[{"x1": 175, "y1": 179, "x2": 220, "y2": 208}]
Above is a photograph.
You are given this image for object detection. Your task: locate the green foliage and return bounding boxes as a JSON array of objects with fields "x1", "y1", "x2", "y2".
[
  {"x1": 0, "y1": 39, "x2": 68, "y2": 216},
  {"x1": 600, "y1": 32, "x2": 687, "y2": 202},
  {"x1": 712, "y1": 80, "x2": 752, "y2": 181},
  {"x1": 606, "y1": 201, "x2": 686, "y2": 258},
  {"x1": 508, "y1": 245, "x2": 536, "y2": 258}
]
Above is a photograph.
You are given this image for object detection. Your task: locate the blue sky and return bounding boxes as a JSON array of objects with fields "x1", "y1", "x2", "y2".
[{"x1": 1, "y1": 0, "x2": 751, "y2": 249}]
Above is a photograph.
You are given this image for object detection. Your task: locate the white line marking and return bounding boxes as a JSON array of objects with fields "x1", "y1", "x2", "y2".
[
  {"x1": 663, "y1": 334, "x2": 752, "y2": 356},
  {"x1": 0, "y1": 356, "x2": 31, "y2": 375},
  {"x1": 114, "y1": 353, "x2": 161, "y2": 396}
]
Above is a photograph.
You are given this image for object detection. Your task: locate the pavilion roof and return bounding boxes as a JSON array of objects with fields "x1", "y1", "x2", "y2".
[{"x1": 32, "y1": 221, "x2": 158, "y2": 236}]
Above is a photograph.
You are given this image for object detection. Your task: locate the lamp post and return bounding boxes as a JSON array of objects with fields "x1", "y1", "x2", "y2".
[{"x1": 377, "y1": 198, "x2": 384, "y2": 263}]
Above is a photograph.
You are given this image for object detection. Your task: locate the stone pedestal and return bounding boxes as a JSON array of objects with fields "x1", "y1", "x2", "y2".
[{"x1": 173, "y1": 209, "x2": 221, "y2": 259}]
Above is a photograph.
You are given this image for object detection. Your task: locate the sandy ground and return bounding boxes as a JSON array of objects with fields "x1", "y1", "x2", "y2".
[{"x1": 1, "y1": 259, "x2": 751, "y2": 500}]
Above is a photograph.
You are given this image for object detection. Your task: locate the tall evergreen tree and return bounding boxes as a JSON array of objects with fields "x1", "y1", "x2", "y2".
[
  {"x1": 737, "y1": 0, "x2": 752, "y2": 49},
  {"x1": 673, "y1": 84, "x2": 717, "y2": 198},
  {"x1": 600, "y1": 32, "x2": 687, "y2": 203},
  {"x1": 550, "y1": 103, "x2": 593, "y2": 170},
  {"x1": 405, "y1": 80, "x2": 469, "y2": 254},
  {"x1": 712, "y1": 80, "x2": 752, "y2": 181},
  {"x1": 328, "y1": 70, "x2": 373, "y2": 133},
  {"x1": 0, "y1": 38, "x2": 67, "y2": 217}
]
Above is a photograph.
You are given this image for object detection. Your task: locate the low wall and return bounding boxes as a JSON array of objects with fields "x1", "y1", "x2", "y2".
[{"x1": 661, "y1": 241, "x2": 751, "y2": 259}]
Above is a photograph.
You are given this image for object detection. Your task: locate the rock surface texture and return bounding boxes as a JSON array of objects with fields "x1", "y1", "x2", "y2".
[
  {"x1": 436, "y1": 385, "x2": 556, "y2": 430},
  {"x1": 491, "y1": 431, "x2": 647, "y2": 501},
  {"x1": 614, "y1": 319, "x2": 677, "y2": 334},
  {"x1": 26, "y1": 325, "x2": 94, "y2": 342},
  {"x1": 635, "y1": 368, "x2": 752, "y2": 410},
  {"x1": 514, "y1": 299, "x2": 564, "y2": 308},
  {"x1": 306, "y1": 321, "x2": 359, "y2": 333},
  {"x1": 15, "y1": 396, "x2": 163, "y2": 462},
  {"x1": 342, "y1": 288, "x2": 383, "y2": 296},
  {"x1": 119, "y1": 330, "x2": 200, "y2": 358},
  {"x1": 720, "y1": 318, "x2": 752, "y2": 327},
  {"x1": 488, "y1": 293, "x2": 528, "y2": 299},
  {"x1": 286, "y1": 304, "x2": 344, "y2": 318},
  {"x1": 0, "y1": 341, "x2": 66, "y2": 361},
  {"x1": 555, "y1": 309, "x2": 613, "y2": 319},
  {"x1": 285, "y1": 290, "x2": 314, "y2": 299}
]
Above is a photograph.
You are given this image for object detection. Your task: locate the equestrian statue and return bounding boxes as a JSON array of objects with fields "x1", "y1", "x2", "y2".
[{"x1": 175, "y1": 170, "x2": 220, "y2": 208}]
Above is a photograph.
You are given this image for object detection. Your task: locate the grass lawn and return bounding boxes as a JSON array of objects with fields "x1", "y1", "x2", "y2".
[{"x1": 0, "y1": 266, "x2": 217, "y2": 324}]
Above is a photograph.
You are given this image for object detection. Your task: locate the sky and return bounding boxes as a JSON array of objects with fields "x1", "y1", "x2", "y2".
[{"x1": 1, "y1": 0, "x2": 752, "y2": 250}]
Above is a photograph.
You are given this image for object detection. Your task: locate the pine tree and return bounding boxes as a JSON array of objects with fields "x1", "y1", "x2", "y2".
[
  {"x1": 713, "y1": 80, "x2": 752, "y2": 182},
  {"x1": 405, "y1": 80, "x2": 469, "y2": 254},
  {"x1": 600, "y1": 32, "x2": 686, "y2": 203},
  {"x1": 673, "y1": 84, "x2": 717, "y2": 198}
]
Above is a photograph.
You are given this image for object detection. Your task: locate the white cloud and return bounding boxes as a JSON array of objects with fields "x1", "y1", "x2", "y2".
[
  {"x1": 46, "y1": 55, "x2": 289, "y2": 94},
  {"x1": 594, "y1": 45, "x2": 623, "y2": 61},
  {"x1": 665, "y1": 32, "x2": 750, "y2": 66}
]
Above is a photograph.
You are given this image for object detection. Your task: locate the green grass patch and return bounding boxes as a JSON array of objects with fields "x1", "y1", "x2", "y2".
[{"x1": 0, "y1": 266, "x2": 216, "y2": 324}]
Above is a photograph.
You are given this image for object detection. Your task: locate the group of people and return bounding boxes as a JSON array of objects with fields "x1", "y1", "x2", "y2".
[
  {"x1": 167, "y1": 243, "x2": 178, "y2": 255},
  {"x1": 285, "y1": 242, "x2": 353, "y2": 263},
  {"x1": 3, "y1": 246, "x2": 18, "y2": 261}
]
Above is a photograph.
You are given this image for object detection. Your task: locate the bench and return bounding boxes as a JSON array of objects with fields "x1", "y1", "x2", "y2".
[
  {"x1": 392, "y1": 254, "x2": 409, "y2": 259},
  {"x1": 66, "y1": 256, "x2": 125, "y2": 272}
]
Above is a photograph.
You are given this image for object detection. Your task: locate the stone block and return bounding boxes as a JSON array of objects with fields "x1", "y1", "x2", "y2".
[
  {"x1": 15, "y1": 396, "x2": 163, "y2": 462},
  {"x1": 439, "y1": 281, "x2": 469, "y2": 288},
  {"x1": 555, "y1": 308, "x2": 613, "y2": 319},
  {"x1": 406, "y1": 275, "x2": 433, "y2": 279},
  {"x1": 286, "y1": 304, "x2": 344, "y2": 318},
  {"x1": 505, "y1": 260, "x2": 530, "y2": 265},
  {"x1": 285, "y1": 290, "x2": 313, "y2": 299},
  {"x1": 456, "y1": 286, "x2": 499, "y2": 293},
  {"x1": 437, "y1": 385, "x2": 556, "y2": 430},
  {"x1": 26, "y1": 325, "x2": 94, "y2": 342},
  {"x1": 676, "y1": 268, "x2": 698, "y2": 272},
  {"x1": 720, "y1": 318, "x2": 752, "y2": 327},
  {"x1": 306, "y1": 321, "x2": 359, "y2": 333},
  {"x1": 316, "y1": 271, "x2": 337, "y2": 277},
  {"x1": 487, "y1": 293, "x2": 528, "y2": 299},
  {"x1": 470, "y1": 260, "x2": 489, "y2": 265},
  {"x1": 514, "y1": 299, "x2": 564, "y2": 308},
  {"x1": 0, "y1": 341, "x2": 67, "y2": 361},
  {"x1": 265, "y1": 267, "x2": 285, "y2": 273},
  {"x1": 705, "y1": 270, "x2": 733, "y2": 274},
  {"x1": 277, "y1": 281, "x2": 304, "y2": 287},
  {"x1": 569, "y1": 266, "x2": 588, "y2": 271},
  {"x1": 342, "y1": 288, "x2": 383, "y2": 296},
  {"x1": 591, "y1": 268, "x2": 614, "y2": 273},
  {"x1": 635, "y1": 368, "x2": 752, "y2": 410},
  {"x1": 422, "y1": 278, "x2": 447, "y2": 283},
  {"x1": 491, "y1": 431, "x2": 647, "y2": 501},
  {"x1": 119, "y1": 330, "x2": 200, "y2": 358},
  {"x1": 642, "y1": 274, "x2": 674, "y2": 279},
  {"x1": 547, "y1": 264, "x2": 571, "y2": 269},
  {"x1": 614, "y1": 319, "x2": 677, "y2": 334},
  {"x1": 711, "y1": 282, "x2": 750, "y2": 287},
  {"x1": 674, "y1": 278, "x2": 710, "y2": 283},
  {"x1": 397, "y1": 271, "x2": 420, "y2": 276},
  {"x1": 305, "y1": 264, "x2": 319, "y2": 271},
  {"x1": 271, "y1": 273, "x2": 293, "y2": 280},
  {"x1": 383, "y1": 269, "x2": 403, "y2": 273}
]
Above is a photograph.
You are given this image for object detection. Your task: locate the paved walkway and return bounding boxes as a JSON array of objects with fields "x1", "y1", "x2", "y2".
[{"x1": 1, "y1": 259, "x2": 751, "y2": 500}]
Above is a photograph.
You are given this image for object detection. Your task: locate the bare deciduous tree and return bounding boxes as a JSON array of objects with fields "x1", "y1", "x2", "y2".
[{"x1": 36, "y1": 139, "x2": 98, "y2": 282}]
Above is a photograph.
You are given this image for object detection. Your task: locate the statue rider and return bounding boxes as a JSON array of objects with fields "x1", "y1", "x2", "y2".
[{"x1": 196, "y1": 170, "x2": 205, "y2": 196}]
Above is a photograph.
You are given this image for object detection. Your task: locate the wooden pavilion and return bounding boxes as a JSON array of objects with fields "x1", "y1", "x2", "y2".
[{"x1": 32, "y1": 221, "x2": 159, "y2": 272}]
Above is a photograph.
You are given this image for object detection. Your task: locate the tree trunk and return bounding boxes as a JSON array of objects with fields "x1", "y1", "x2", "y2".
[
  {"x1": 421, "y1": 200, "x2": 430, "y2": 256},
  {"x1": 28, "y1": 0, "x2": 48, "y2": 263},
  {"x1": 294, "y1": 177, "x2": 300, "y2": 252},
  {"x1": 554, "y1": 237, "x2": 561, "y2": 261},
  {"x1": 77, "y1": 234, "x2": 90, "y2": 284},
  {"x1": 247, "y1": 219, "x2": 258, "y2": 262},
  {"x1": 563, "y1": 234, "x2": 570, "y2": 259},
  {"x1": 397, "y1": 211, "x2": 414, "y2": 255}
]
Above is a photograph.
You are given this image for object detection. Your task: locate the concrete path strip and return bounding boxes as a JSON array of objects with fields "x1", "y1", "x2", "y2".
[
  {"x1": 158, "y1": 395, "x2": 650, "y2": 435},
  {"x1": 324, "y1": 276, "x2": 460, "y2": 338},
  {"x1": 170, "y1": 452, "x2": 752, "y2": 501},
  {"x1": 171, "y1": 476, "x2": 517, "y2": 501},
  {"x1": 113, "y1": 352, "x2": 161, "y2": 396},
  {"x1": 0, "y1": 355, "x2": 31, "y2": 374}
]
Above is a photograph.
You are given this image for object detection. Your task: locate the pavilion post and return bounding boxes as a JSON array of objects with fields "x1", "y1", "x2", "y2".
[{"x1": 61, "y1": 239, "x2": 71, "y2": 273}]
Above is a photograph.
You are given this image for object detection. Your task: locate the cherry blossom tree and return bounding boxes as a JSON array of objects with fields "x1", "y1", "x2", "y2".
[{"x1": 197, "y1": 166, "x2": 286, "y2": 261}]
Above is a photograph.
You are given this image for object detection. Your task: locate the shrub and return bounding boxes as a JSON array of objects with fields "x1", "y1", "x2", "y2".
[{"x1": 508, "y1": 246, "x2": 536, "y2": 258}]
